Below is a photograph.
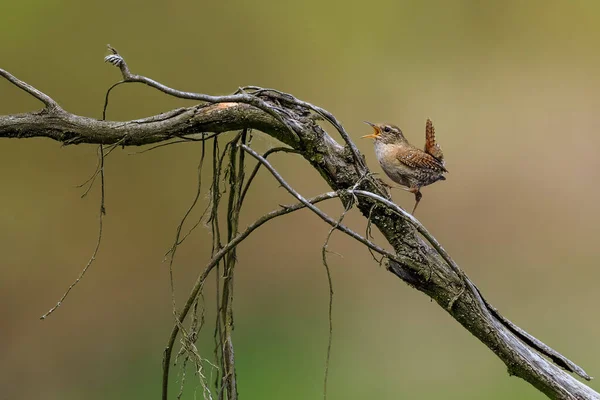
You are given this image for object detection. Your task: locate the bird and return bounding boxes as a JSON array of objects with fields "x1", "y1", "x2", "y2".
[{"x1": 361, "y1": 119, "x2": 447, "y2": 214}]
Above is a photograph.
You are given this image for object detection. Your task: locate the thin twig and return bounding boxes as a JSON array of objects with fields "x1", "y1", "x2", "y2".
[
  {"x1": 40, "y1": 145, "x2": 106, "y2": 319},
  {"x1": 321, "y1": 198, "x2": 354, "y2": 400},
  {"x1": 76, "y1": 146, "x2": 103, "y2": 191},
  {"x1": 77, "y1": 138, "x2": 126, "y2": 198},
  {"x1": 102, "y1": 80, "x2": 127, "y2": 120},
  {"x1": 365, "y1": 204, "x2": 384, "y2": 265},
  {"x1": 128, "y1": 133, "x2": 220, "y2": 155},
  {"x1": 239, "y1": 146, "x2": 299, "y2": 208},
  {"x1": 166, "y1": 139, "x2": 207, "y2": 315}
]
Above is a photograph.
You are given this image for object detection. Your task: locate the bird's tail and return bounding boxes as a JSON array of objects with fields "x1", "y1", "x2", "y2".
[{"x1": 424, "y1": 119, "x2": 445, "y2": 163}]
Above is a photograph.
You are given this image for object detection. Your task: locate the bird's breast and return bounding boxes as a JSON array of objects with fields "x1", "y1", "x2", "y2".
[{"x1": 374, "y1": 141, "x2": 412, "y2": 186}]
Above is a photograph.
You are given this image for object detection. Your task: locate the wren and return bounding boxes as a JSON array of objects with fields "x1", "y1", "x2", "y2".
[{"x1": 362, "y1": 119, "x2": 447, "y2": 214}]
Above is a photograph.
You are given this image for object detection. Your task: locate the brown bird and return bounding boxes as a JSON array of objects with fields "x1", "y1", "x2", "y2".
[{"x1": 362, "y1": 119, "x2": 447, "y2": 214}]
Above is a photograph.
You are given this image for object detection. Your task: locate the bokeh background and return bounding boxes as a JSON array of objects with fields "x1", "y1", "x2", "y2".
[{"x1": 2, "y1": 1, "x2": 600, "y2": 399}]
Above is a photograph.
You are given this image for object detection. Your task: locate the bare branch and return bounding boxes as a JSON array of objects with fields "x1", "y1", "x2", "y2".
[
  {"x1": 104, "y1": 46, "x2": 300, "y2": 143},
  {"x1": 1, "y1": 56, "x2": 596, "y2": 400},
  {"x1": 0, "y1": 68, "x2": 61, "y2": 111},
  {"x1": 240, "y1": 86, "x2": 367, "y2": 171},
  {"x1": 350, "y1": 189, "x2": 590, "y2": 379}
]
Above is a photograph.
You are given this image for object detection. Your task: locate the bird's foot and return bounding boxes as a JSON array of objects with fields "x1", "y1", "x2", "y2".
[{"x1": 409, "y1": 188, "x2": 422, "y2": 215}]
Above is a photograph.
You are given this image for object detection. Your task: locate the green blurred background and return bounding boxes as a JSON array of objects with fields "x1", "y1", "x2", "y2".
[{"x1": 1, "y1": 1, "x2": 599, "y2": 399}]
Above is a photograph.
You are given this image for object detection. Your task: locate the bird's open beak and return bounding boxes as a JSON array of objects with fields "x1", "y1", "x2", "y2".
[{"x1": 361, "y1": 121, "x2": 380, "y2": 139}]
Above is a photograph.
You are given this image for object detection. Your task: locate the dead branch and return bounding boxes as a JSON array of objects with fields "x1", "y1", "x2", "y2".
[{"x1": 0, "y1": 49, "x2": 597, "y2": 400}]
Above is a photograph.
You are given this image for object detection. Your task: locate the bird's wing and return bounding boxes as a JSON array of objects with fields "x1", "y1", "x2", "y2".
[
  {"x1": 397, "y1": 147, "x2": 447, "y2": 172},
  {"x1": 424, "y1": 119, "x2": 445, "y2": 162}
]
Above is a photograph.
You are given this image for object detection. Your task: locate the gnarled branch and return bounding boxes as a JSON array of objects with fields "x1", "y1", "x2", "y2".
[{"x1": 0, "y1": 49, "x2": 596, "y2": 400}]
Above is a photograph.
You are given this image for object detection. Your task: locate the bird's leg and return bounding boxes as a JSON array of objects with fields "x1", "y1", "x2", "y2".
[
  {"x1": 409, "y1": 188, "x2": 422, "y2": 215},
  {"x1": 388, "y1": 186, "x2": 422, "y2": 213}
]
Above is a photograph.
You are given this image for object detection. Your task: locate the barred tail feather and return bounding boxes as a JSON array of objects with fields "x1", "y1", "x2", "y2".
[{"x1": 424, "y1": 118, "x2": 445, "y2": 163}]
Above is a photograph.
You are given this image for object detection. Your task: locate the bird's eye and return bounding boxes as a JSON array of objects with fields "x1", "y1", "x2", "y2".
[{"x1": 383, "y1": 126, "x2": 391, "y2": 133}]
